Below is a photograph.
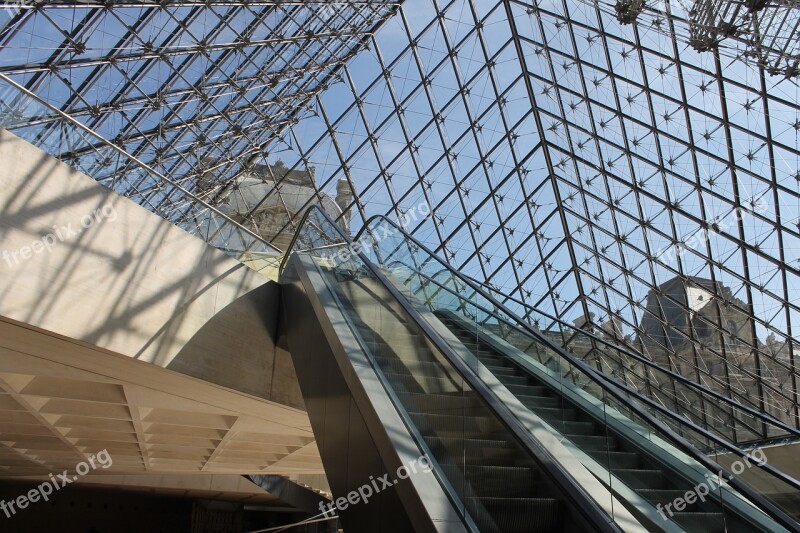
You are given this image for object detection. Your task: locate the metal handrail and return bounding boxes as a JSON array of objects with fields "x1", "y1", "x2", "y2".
[
  {"x1": 280, "y1": 208, "x2": 348, "y2": 274},
  {"x1": 421, "y1": 264, "x2": 800, "y2": 441},
  {"x1": 469, "y1": 272, "x2": 800, "y2": 434},
  {"x1": 354, "y1": 213, "x2": 800, "y2": 531},
  {"x1": 386, "y1": 258, "x2": 800, "y2": 491},
  {"x1": 282, "y1": 205, "x2": 622, "y2": 533},
  {"x1": 473, "y1": 270, "x2": 800, "y2": 415}
]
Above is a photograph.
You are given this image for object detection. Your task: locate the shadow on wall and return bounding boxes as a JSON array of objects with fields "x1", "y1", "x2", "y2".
[
  {"x1": 0, "y1": 130, "x2": 302, "y2": 405},
  {"x1": 168, "y1": 281, "x2": 304, "y2": 409}
]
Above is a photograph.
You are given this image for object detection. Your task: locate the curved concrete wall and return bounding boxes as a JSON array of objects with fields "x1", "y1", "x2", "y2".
[{"x1": 0, "y1": 129, "x2": 300, "y2": 406}]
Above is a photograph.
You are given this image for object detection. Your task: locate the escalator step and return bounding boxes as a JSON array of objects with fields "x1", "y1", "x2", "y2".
[
  {"x1": 611, "y1": 468, "x2": 666, "y2": 489},
  {"x1": 588, "y1": 450, "x2": 640, "y2": 469},
  {"x1": 504, "y1": 384, "x2": 548, "y2": 396},
  {"x1": 461, "y1": 438, "x2": 517, "y2": 450},
  {"x1": 495, "y1": 375, "x2": 530, "y2": 386},
  {"x1": 409, "y1": 412, "x2": 505, "y2": 438},
  {"x1": 565, "y1": 434, "x2": 617, "y2": 451},
  {"x1": 381, "y1": 372, "x2": 461, "y2": 395},
  {"x1": 362, "y1": 330, "x2": 423, "y2": 342},
  {"x1": 429, "y1": 437, "x2": 520, "y2": 466},
  {"x1": 365, "y1": 341, "x2": 427, "y2": 361},
  {"x1": 548, "y1": 420, "x2": 596, "y2": 435},
  {"x1": 465, "y1": 350, "x2": 503, "y2": 360},
  {"x1": 435, "y1": 437, "x2": 518, "y2": 453},
  {"x1": 465, "y1": 465, "x2": 537, "y2": 494},
  {"x1": 373, "y1": 357, "x2": 447, "y2": 377},
  {"x1": 482, "y1": 365, "x2": 520, "y2": 376},
  {"x1": 506, "y1": 384, "x2": 547, "y2": 397},
  {"x1": 670, "y1": 512, "x2": 724, "y2": 533},
  {"x1": 395, "y1": 392, "x2": 485, "y2": 414},
  {"x1": 516, "y1": 393, "x2": 562, "y2": 408},
  {"x1": 468, "y1": 497, "x2": 561, "y2": 533},
  {"x1": 635, "y1": 488, "x2": 693, "y2": 505},
  {"x1": 442, "y1": 465, "x2": 538, "y2": 497},
  {"x1": 534, "y1": 406, "x2": 578, "y2": 421}
]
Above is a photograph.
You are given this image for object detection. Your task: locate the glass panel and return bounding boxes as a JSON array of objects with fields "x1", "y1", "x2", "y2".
[
  {"x1": 284, "y1": 207, "x2": 565, "y2": 532},
  {"x1": 476, "y1": 282, "x2": 791, "y2": 446},
  {"x1": 357, "y1": 214, "x2": 797, "y2": 530},
  {"x1": 0, "y1": 77, "x2": 277, "y2": 263}
]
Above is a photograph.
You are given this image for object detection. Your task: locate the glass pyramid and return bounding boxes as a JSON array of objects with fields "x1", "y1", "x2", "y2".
[{"x1": 0, "y1": 0, "x2": 798, "y2": 437}]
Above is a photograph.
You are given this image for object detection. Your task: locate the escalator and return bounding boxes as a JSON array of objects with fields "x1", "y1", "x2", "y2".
[
  {"x1": 331, "y1": 276, "x2": 567, "y2": 532},
  {"x1": 279, "y1": 205, "x2": 800, "y2": 533},
  {"x1": 434, "y1": 311, "x2": 740, "y2": 531},
  {"x1": 453, "y1": 270, "x2": 800, "y2": 449}
]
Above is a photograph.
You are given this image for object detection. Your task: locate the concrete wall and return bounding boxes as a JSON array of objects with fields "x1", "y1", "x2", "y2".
[{"x1": 0, "y1": 129, "x2": 300, "y2": 405}]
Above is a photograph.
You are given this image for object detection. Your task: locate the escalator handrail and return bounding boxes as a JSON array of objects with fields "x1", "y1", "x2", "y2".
[
  {"x1": 284, "y1": 206, "x2": 623, "y2": 533},
  {"x1": 417, "y1": 263, "x2": 800, "y2": 441},
  {"x1": 467, "y1": 271, "x2": 800, "y2": 439},
  {"x1": 387, "y1": 259, "x2": 800, "y2": 493},
  {"x1": 397, "y1": 261, "x2": 779, "y2": 438},
  {"x1": 473, "y1": 272, "x2": 800, "y2": 417},
  {"x1": 356, "y1": 214, "x2": 800, "y2": 532},
  {"x1": 280, "y1": 207, "x2": 345, "y2": 274}
]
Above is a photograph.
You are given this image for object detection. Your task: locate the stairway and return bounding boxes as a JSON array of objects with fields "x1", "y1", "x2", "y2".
[
  {"x1": 434, "y1": 313, "x2": 741, "y2": 533},
  {"x1": 282, "y1": 205, "x2": 797, "y2": 533},
  {"x1": 332, "y1": 279, "x2": 564, "y2": 533}
]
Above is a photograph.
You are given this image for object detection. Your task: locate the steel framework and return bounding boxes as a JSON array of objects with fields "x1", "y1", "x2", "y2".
[{"x1": 0, "y1": 0, "x2": 798, "y2": 439}]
